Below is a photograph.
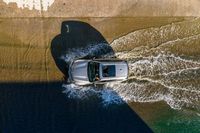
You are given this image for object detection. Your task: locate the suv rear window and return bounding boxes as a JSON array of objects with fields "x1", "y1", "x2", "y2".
[{"x1": 102, "y1": 65, "x2": 116, "y2": 77}]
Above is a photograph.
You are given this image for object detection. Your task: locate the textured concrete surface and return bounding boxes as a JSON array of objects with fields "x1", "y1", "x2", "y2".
[{"x1": 0, "y1": 0, "x2": 200, "y2": 17}]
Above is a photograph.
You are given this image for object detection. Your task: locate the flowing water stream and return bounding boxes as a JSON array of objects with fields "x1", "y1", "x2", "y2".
[{"x1": 63, "y1": 18, "x2": 200, "y2": 111}]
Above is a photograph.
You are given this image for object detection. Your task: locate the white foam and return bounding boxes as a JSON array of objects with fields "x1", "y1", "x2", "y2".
[
  {"x1": 61, "y1": 52, "x2": 200, "y2": 110},
  {"x1": 61, "y1": 43, "x2": 200, "y2": 110},
  {"x1": 62, "y1": 84, "x2": 124, "y2": 107},
  {"x1": 109, "y1": 53, "x2": 200, "y2": 110},
  {"x1": 3, "y1": 0, "x2": 55, "y2": 11}
]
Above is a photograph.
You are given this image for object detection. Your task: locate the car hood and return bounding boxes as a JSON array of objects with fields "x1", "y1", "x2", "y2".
[{"x1": 71, "y1": 60, "x2": 90, "y2": 82}]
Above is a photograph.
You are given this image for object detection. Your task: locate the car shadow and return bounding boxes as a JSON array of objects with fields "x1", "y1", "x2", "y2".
[{"x1": 51, "y1": 21, "x2": 115, "y2": 80}]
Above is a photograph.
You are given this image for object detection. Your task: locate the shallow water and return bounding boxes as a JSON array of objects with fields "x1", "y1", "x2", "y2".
[{"x1": 61, "y1": 18, "x2": 200, "y2": 132}]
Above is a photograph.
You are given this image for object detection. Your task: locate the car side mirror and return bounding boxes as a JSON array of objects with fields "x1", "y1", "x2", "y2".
[{"x1": 93, "y1": 82, "x2": 97, "y2": 87}]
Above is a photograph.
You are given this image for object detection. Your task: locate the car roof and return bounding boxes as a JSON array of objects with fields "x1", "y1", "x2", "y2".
[{"x1": 93, "y1": 59, "x2": 128, "y2": 81}]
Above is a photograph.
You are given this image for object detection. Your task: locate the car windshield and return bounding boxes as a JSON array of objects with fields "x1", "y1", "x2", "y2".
[{"x1": 88, "y1": 61, "x2": 100, "y2": 82}]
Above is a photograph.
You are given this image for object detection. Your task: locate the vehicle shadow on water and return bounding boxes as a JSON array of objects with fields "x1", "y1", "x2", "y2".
[{"x1": 0, "y1": 21, "x2": 153, "y2": 133}]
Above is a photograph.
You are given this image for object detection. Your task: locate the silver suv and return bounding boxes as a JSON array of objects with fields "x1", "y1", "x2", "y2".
[{"x1": 68, "y1": 59, "x2": 128, "y2": 85}]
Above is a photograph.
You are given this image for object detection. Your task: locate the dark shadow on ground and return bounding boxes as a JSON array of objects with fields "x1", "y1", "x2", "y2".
[
  {"x1": 0, "y1": 21, "x2": 152, "y2": 133},
  {"x1": 0, "y1": 81, "x2": 152, "y2": 133}
]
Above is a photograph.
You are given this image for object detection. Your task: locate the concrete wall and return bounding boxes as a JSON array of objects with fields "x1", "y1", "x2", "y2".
[{"x1": 0, "y1": 0, "x2": 200, "y2": 17}]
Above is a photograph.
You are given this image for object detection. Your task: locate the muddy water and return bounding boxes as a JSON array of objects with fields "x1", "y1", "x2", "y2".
[{"x1": 0, "y1": 17, "x2": 200, "y2": 132}]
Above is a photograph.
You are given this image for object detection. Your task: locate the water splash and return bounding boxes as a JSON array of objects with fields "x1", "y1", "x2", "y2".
[
  {"x1": 62, "y1": 84, "x2": 124, "y2": 107},
  {"x1": 61, "y1": 43, "x2": 120, "y2": 107}
]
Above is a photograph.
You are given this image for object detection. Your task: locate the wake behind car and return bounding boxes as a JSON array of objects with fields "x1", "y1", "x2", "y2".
[{"x1": 68, "y1": 58, "x2": 129, "y2": 85}]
